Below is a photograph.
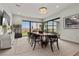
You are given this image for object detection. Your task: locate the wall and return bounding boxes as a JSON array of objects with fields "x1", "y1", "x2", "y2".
[
  {"x1": 0, "y1": 4, "x2": 13, "y2": 26},
  {"x1": 0, "y1": 4, "x2": 12, "y2": 34},
  {"x1": 45, "y1": 4, "x2": 79, "y2": 43},
  {"x1": 0, "y1": 10, "x2": 3, "y2": 35},
  {"x1": 0, "y1": 4, "x2": 14, "y2": 44},
  {"x1": 12, "y1": 14, "x2": 42, "y2": 25}
]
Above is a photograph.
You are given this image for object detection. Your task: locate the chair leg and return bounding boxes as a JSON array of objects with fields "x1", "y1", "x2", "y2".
[
  {"x1": 29, "y1": 39, "x2": 32, "y2": 47},
  {"x1": 33, "y1": 41, "x2": 36, "y2": 50},
  {"x1": 45, "y1": 41, "x2": 48, "y2": 48},
  {"x1": 41, "y1": 40, "x2": 43, "y2": 48},
  {"x1": 38, "y1": 41, "x2": 40, "y2": 45},
  {"x1": 31, "y1": 41, "x2": 33, "y2": 47},
  {"x1": 28, "y1": 37, "x2": 30, "y2": 44},
  {"x1": 57, "y1": 40, "x2": 59, "y2": 50},
  {"x1": 50, "y1": 42, "x2": 53, "y2": 52}
]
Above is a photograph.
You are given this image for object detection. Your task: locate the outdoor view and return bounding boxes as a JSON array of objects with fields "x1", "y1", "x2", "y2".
[
  {"x1": 21, "y1": 21, "x2": 30, "y2": 36},
  {"x1": 21, "y1": 20, "x2": 58, "y2": 36},
  {"x1": 31, "y1": 22, "x2": 41, "y2": 32},
  {"x1": 44, "y1": 21, "x2": 57, "y2": 33},
  {"x1": 21, "y1": 21, "x2": 42, "y2": 37}
]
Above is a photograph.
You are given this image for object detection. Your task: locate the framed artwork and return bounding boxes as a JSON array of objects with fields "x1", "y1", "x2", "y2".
[{"x1": 64, "y1": 14, "x2": 79, "y2": 29}]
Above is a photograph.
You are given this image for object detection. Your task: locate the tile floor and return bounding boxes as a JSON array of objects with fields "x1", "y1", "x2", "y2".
[{"x1": 0, "y1": 37, "x2": 79, "y2": 56}]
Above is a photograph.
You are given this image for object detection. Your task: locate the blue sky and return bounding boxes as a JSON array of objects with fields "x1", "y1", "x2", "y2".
[{"x1": 21, "y1": 21, "x2": 29, "y2": 28}]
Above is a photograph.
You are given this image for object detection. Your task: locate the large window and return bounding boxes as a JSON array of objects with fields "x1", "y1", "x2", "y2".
[
  {"x1": 21, "y1": 21, "x2": 30, "y2": 36},
  {"x1": 44, "y1": 22, "x2": 48, "y2": 32},
  {"x1": 31, "y1": 22, "x2": 42, "y2": 32},
  {"x1": 21, "y1": 17, "x2": 59, "y2": 37},
  {"x1": 21, "y1": 20, "x2": 42, "y2": 36},
  {"x1": 48, "y1": 21, "x2": 53, "y2": 33},
  {"x1": 44, "y1": 21, "x2": 58, "y2": 33},
  {"x1": 54, "y1": 21, "x2": 57, "y2": 32}
]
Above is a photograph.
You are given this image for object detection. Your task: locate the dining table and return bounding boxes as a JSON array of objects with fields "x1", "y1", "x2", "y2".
[
  {"x1": 32, "y1": 32, "x2": 56, "y2": 47},
  {"x1": 31, "y1": 32, "x2": 59, "y2": 51}
]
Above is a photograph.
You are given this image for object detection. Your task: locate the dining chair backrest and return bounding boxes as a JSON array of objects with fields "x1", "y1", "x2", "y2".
[
  {"x1": 39, "y1": 31, "x2": 43, "y2": 34},
  {"x1": 47, "y1": 35, "x2": 58, "y2": 41},
  {"x1": 28, "y1": 32, "x2": 34, "y2": 39},
  {"x1": 27, "y1": 32, "x2": 31, "y2": 38},
  {"x1": 33, "y1": 33, "x2": 40, "y2": 39}
]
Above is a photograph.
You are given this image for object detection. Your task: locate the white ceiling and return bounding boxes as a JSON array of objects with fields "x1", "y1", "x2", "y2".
[{"x1": 0, "y1": 3, "x2": 73, "y2": 19}]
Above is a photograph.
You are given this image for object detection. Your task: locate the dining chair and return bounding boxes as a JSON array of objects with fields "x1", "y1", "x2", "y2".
[
  {"x1": 41, "y1": 35, "x2": 49, "y2": 48},
  {"x1": 31, "y1": 33, "x2": 42, "y2": 50},
  {"x1": 39, "y1": 31, "x2": 43, "y2": 34},
  {"x1": 27, "y1": 32, "x2": 34, "y2": 46},
  {"x1": 27, "y1": 32, "x2": 31, "y2": 43},
  {"x1": 47, "y1": 35, "x2": 59, "y2": 52}
]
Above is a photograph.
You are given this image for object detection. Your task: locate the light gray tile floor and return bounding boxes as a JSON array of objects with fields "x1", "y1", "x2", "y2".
[{"x1": 0, "y1": 37, "x2": 79, "y2": 56}]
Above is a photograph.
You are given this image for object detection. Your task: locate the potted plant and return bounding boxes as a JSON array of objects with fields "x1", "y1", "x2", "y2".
[{"x1": 2, "y1": 25, "x2": 7, "y2": 33}]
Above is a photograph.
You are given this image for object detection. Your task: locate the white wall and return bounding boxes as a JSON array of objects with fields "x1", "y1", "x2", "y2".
[
  {"x1": 45, "y1": 4, "x2": 79, "y2": 43},
  {"x1": 0, "y1": 4, "x2": 13, "y2": 26},
  {"x1": 0, "y1": 4, "x2": 12, "y2": 35},
  {"x1": 0, "y1": 4, "x2": 14, "y2": 43},
  {"x1": 12, "y1": 14, "x2": 42, "y2": 24}
]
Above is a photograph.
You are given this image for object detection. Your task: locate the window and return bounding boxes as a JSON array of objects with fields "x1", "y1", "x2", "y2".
[
  {"x1": 48, "y1": 21, "x2": 53, "y2": 33},
  {"x1": 44, "y1": 21, "x2": 58, "y2": 33},
  {"x1": 21, "y1": 21, "x2": 30, "y2": 36},
  {"x1": 31, "y1": 22, "x2": 42, "y2": 32},
  {"x1": 54, "y1": 22, "x2": 57, "y2": 32},
  {"x1": 44, "y1": 22, "x2": 48, "y2": 32}
]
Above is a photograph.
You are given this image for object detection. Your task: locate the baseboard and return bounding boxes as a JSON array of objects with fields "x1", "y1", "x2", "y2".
[
  {"x1": 60, "y1": 39, "x2": 79, "y2": 45},
  {"x1": 0, "y1": 47, "x2": 12, "y2": 50}
]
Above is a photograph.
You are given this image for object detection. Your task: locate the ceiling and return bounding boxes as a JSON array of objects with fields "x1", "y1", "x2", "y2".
[{"x1": 0, "y1": 3, "x2": 74, "y2": 19}]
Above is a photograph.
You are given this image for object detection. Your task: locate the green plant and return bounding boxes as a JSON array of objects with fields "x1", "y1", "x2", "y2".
[
  {"x1": 2, "y1": 25, "x2": 7, "y2": 33},
  {"x1": 2, "y1": 25, "x2": 7, "y2": 29}
]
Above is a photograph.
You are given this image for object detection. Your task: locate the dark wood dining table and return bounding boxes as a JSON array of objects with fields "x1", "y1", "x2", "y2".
[
  {"x1": 31, "y1": 32, "x2": 59, "y2": 51},
  {"x1": 32, "y1": 32, "x2": 55, "y2": 39},
  {"x1": 32, "y1": 32, "x2": 55, "y2": 47},
  {"x1": 32, "y1": 31, "x2": 55, "y2": 35},
  {"x1": 32, "y1": 32, "x2": 54, "y2": 36}
]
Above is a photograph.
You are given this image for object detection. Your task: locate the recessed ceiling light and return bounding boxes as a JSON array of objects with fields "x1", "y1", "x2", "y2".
[
  {"x1": 56, "y1": 5, "x2": 59, "y2": 8},
  {"x1": 39, "y1": 7, "x2": 47, "y2": 14}
]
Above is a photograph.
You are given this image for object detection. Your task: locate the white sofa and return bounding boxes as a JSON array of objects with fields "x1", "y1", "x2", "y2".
[{"x1": 0, "y1": 33, "x2": 11, "y2": 49}]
